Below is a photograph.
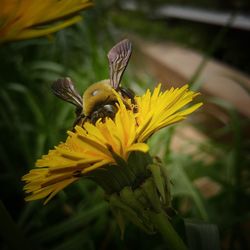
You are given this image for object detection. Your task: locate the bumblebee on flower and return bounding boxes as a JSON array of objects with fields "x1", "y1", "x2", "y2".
[
  {"x1": 22, "y1": 39, "x2": 202, "y2": 250},
  {"x1": 23, "y1": 39, "x2": 201, "y2": 202}
]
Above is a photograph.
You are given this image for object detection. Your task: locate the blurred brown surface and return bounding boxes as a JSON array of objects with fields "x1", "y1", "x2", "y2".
[
  {"x1": 130, "y1": 36, "x2": 250, "y2": 162},
  {"x1": 132, "y1": 38, "x2": 250, "y2": 117}
]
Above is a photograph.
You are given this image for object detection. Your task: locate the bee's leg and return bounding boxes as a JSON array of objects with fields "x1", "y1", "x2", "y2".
[
  {"x1": 90, "y1": 110, "x2": 101, "y2": 124},
  {"x1": 103, "y1": 104, "x2": 117, "y2": 120},
  {"x1": 119, "y1": 87, "x2": 138, "y2": 113},
  {"x1": 119, "y1": 87, "x2": 135, "y2": 100},
  {"x1": 72, "y1": 114, "x2": 87, "y2": 130}
]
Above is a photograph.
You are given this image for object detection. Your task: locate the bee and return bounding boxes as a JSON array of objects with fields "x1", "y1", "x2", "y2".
[{"x1": 51, "y1": 39, "x2": 135, "y2": 127}]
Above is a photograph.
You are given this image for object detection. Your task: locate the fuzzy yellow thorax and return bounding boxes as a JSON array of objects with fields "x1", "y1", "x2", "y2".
[{"x1": 82, "y1": 79, "x2": 117, "y2": 116}]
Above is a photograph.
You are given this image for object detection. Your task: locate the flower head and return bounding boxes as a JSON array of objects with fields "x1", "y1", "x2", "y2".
[
  {"x1": 22, "y1": 84, "x2": 202, "y2": 204},
  {"x1": 0, "y1": 0, "x2": 92, "y2": 42}
]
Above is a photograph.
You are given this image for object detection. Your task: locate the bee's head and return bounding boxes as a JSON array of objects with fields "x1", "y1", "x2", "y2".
[{"x1": 83, "y1": 79, "x2": 117, "y2": 116}]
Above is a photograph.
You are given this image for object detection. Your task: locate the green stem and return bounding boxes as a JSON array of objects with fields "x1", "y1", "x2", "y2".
[{"x1": 149, "y1": 210, "x2": 188, "y2": 250}]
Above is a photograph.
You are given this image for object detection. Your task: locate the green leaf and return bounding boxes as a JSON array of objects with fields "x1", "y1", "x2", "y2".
[
  {"x1": 169, "y1": 159, "x2": 208, "y2": 221},
  {"x1": 185, "y1": 220, "x2": 220, "y2": 250},
  {"x1": 30, "y1": 203, "x2": 108, "y2": 243},
  {"x1": 0, "y1": 200, "x2": 33, "y2": 250}
]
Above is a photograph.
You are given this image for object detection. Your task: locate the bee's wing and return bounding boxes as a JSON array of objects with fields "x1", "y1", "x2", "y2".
[
  {"x1": 107, "y1": 39, "x2": 132, "y2": 89},
  {"x1": 51, "y1": 78, "x2": 83, "y2": 110}
]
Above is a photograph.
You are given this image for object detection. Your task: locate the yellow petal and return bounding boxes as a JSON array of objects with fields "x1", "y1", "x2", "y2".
[
  {"x1": 127, "y1": 143, "x2": 149, "y2": 153},
  {"x1": 0, "y1": 0, "x2": 93, "y2": 42},
  {"x1": 22, "y1": 83, "x2": 202, "y2": 203}
]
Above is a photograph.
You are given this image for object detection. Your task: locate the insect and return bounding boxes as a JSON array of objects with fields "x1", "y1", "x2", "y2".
[{"x1": 51, "y1": 39, "x2": 135, "y2": 127}]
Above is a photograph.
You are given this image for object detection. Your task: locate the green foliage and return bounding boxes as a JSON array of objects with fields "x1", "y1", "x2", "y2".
[
  {"x1": 148, "y1": 105, "x2": 250, "y2": 248},
  {"x1": 0, "y1": 2, "x2": 249, "y2": 250}
]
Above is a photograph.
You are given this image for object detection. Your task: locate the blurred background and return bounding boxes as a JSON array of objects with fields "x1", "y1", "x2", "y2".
[{"x1": 0, "y1": 0, "x2": 249, "y2": 249}]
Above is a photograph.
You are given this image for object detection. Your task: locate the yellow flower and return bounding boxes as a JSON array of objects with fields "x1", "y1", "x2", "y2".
[
  {"x1": 0, "y1": 0, "x2": 93, "y2": 42},
  {"x1": 22, "y1": 84, "x2": 202, "y2": 204}
]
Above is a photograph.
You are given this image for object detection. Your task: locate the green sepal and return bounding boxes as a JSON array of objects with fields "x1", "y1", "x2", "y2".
[
  {"x1": 119, "y1": 187, "x2": 154, "y2": 229},
  {"x1": 134, "y1": 188, "x2": 148, "y2": 207},
  {"x1": 158, "y1": 162, "x2": 172, "y2": 206},
  {"x1": 141, "y1": 178, "x2": 162, "y2": 213},
  {"x1": 127, "y1": 152, "x2": 152, "y2": 178},
  {"x1": 107, "y1": 146, "x2": 127, "y2": 168},
  {"x1": 149, "y1": 163, "x2": 166, "y2": 203},
  {"x1": 109, "y1": 206, "x2": 126, "y2": 240},
  {"x1": 88, "y1": 152, "x2": 153, "y2": 194},
  {"x1": 108, "y1": 193, "x2": 153, "y2": 234},
  {"x1": 120, "y1": 187, "x2": 145, "y2": 213}
]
